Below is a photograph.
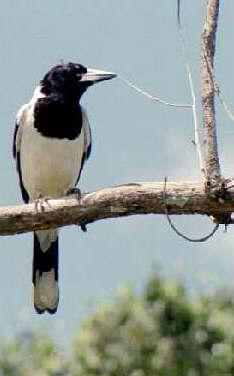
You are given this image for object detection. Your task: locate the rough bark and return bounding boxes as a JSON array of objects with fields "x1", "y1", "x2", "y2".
[
  {"x1": 201, "y1": 0, "x2": 221, "y2": 187},
  {"x1": 1, "y1": 181, "x2": 234, "y2": 236}
]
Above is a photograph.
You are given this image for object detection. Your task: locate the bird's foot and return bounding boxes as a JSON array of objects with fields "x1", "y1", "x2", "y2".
[
  {"x1": 66, "y1": 187, "x2": 82, "y2": 202},
  {"x1": 34, "y1": 196, "x2": 52, "y2": 213},
  {"x1": 80, "y1": 224, "x2": 87, "y2": 232},
  {"x1": 66, "y1": 188, "x2": 87, "y2": 232}
]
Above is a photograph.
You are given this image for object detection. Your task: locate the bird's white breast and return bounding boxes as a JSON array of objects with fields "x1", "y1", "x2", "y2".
[{"x1": 20, "y1": 106, "x2": 85, "y2": 200}]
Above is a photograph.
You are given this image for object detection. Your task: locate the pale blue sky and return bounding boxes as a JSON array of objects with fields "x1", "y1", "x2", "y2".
[{"x1": 0, "y1": 1, "x2": 234, "y2": 340}]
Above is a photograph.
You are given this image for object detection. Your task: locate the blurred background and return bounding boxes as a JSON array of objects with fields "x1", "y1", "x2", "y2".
[{"x1": 0, "y1": 0, "x2": 234, "y2": 351}]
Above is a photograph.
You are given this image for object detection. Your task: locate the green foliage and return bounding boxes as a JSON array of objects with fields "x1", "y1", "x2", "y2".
[
  {"x1": 0, "y1": 330, "x2": 69, "y2": 376},
  {"x1": 71, "y1": 273, "x2": 234, "y2": 376},
  {"x1": 2, "y1": 270, "x2": 234, "y2": 375}
]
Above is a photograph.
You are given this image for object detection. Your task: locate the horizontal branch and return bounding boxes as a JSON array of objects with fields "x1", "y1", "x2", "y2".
[{"x1": 1, "y1": 181, "x2": 234, "y2": 236}]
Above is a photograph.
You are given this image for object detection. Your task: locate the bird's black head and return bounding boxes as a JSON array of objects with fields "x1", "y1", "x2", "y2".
[{"x1": 40, "y1": 62, "x2": 116, "y2": 99}]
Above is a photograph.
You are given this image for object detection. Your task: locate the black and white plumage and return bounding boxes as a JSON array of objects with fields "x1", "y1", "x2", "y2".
[{"x1": 13, "y1": 62, "x2": 116, "y2": 314}]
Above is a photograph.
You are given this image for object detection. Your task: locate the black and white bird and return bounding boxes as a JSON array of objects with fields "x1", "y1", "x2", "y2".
[{"x1": 13, "y1": 62, "x2": 116, "y2": 314}]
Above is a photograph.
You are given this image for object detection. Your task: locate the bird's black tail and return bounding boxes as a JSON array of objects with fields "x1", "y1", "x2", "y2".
[{"x1": 33, "y1": 230, "x2": 59, "y2": 314}]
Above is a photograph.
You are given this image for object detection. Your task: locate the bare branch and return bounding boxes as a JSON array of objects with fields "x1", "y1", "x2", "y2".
[
  {"x1": 215, "y1": 80, "x2": 234, "y2": 123},
  {"x1": 201, "y1": 0, "x2": 221, "y2": 186},
  {"x1": 200, "y1": 19, "x2": 234, "y2": 125},
  {"x1": 201, "y1": 32, "x2": 234, "y2": 123},
  {"x1": 118, "y1": 75, "x2": 192, "y2": 108},
  {"x1": 177, "y1": 0, "x2": 205, "y2": 178},
  {"x1": 0, "y1": 181, "x2": 234, "y2": 236}
]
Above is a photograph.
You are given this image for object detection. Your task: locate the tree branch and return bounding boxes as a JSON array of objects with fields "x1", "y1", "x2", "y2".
[
  {"x1": 118, "y1": 75, "x2": 192, "y2": 108},
  {"x1": 1, "y1": 181, "x2": 234, "y2": 236},
  {"x1": 201, "y1": 0, "x2": 221, "y2": 187}
]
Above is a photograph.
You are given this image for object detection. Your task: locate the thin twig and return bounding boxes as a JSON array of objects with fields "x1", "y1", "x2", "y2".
[
  {"x1": 209, "y1": 69, "x2": 234, "y2": 124},
  {"x1": 163, "y1": 177, "x2": 219, "y2": 242},
  {"x1": 177, "y1": 0, "x2": 205, "y2": 178},
  {"x1": 203, "y1": 47, "x2": 234, "y2": 124},
  {"x1": 200, "y1": 26, "x2": 234, "y2": 124},
  {"x1": 118, "y1": 75, "x2": 192, "y2": 108},
  {"x1": 216, "y1": 88, "x2": 234, "y2": 123}
]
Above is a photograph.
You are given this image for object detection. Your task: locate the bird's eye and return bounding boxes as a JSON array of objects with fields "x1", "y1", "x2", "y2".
[{"x1": 76, "y1": 73, "x2": 83, "y2": 79}]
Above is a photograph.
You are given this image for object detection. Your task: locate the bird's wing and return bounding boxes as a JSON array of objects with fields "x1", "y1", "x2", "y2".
[
  {"x1": 82, "y1": 106, "x2": 92, "y2": 161},
  {"x1": 74, "y1": 107, "x2": 92, "y2": 187},
  {"x1": 13, "y1": 103, "x2": 30, "y2": 203}
]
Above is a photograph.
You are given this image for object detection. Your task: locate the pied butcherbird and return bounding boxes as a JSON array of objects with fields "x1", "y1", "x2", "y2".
[{"x1": 13, "y1": 62, "x2": 116, "y2": 314}]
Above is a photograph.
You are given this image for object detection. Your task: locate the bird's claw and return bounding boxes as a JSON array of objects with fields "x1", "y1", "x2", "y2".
[
  {"x1": 66, "y1": 188, "x2": 87, "y2": 232},
  {"x1": 66, "y1": 187, "x2": 82, "y2": 203},
  {"x1": 34, "y1": 196, "x2": 52, "y2": 213},
  {"x1": 80, "y1": 224, "x2": 87, "y2": 232}
]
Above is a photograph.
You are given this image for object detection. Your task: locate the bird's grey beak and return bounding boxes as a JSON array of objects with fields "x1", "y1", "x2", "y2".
[{"x1": 79, "y1": 68, "x2": 117, "y2": 83}]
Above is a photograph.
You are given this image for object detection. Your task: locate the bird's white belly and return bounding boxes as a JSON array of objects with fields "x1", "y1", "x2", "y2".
[{"x1": 21, "y1": 123, "x2": 84, "y2": 200}]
